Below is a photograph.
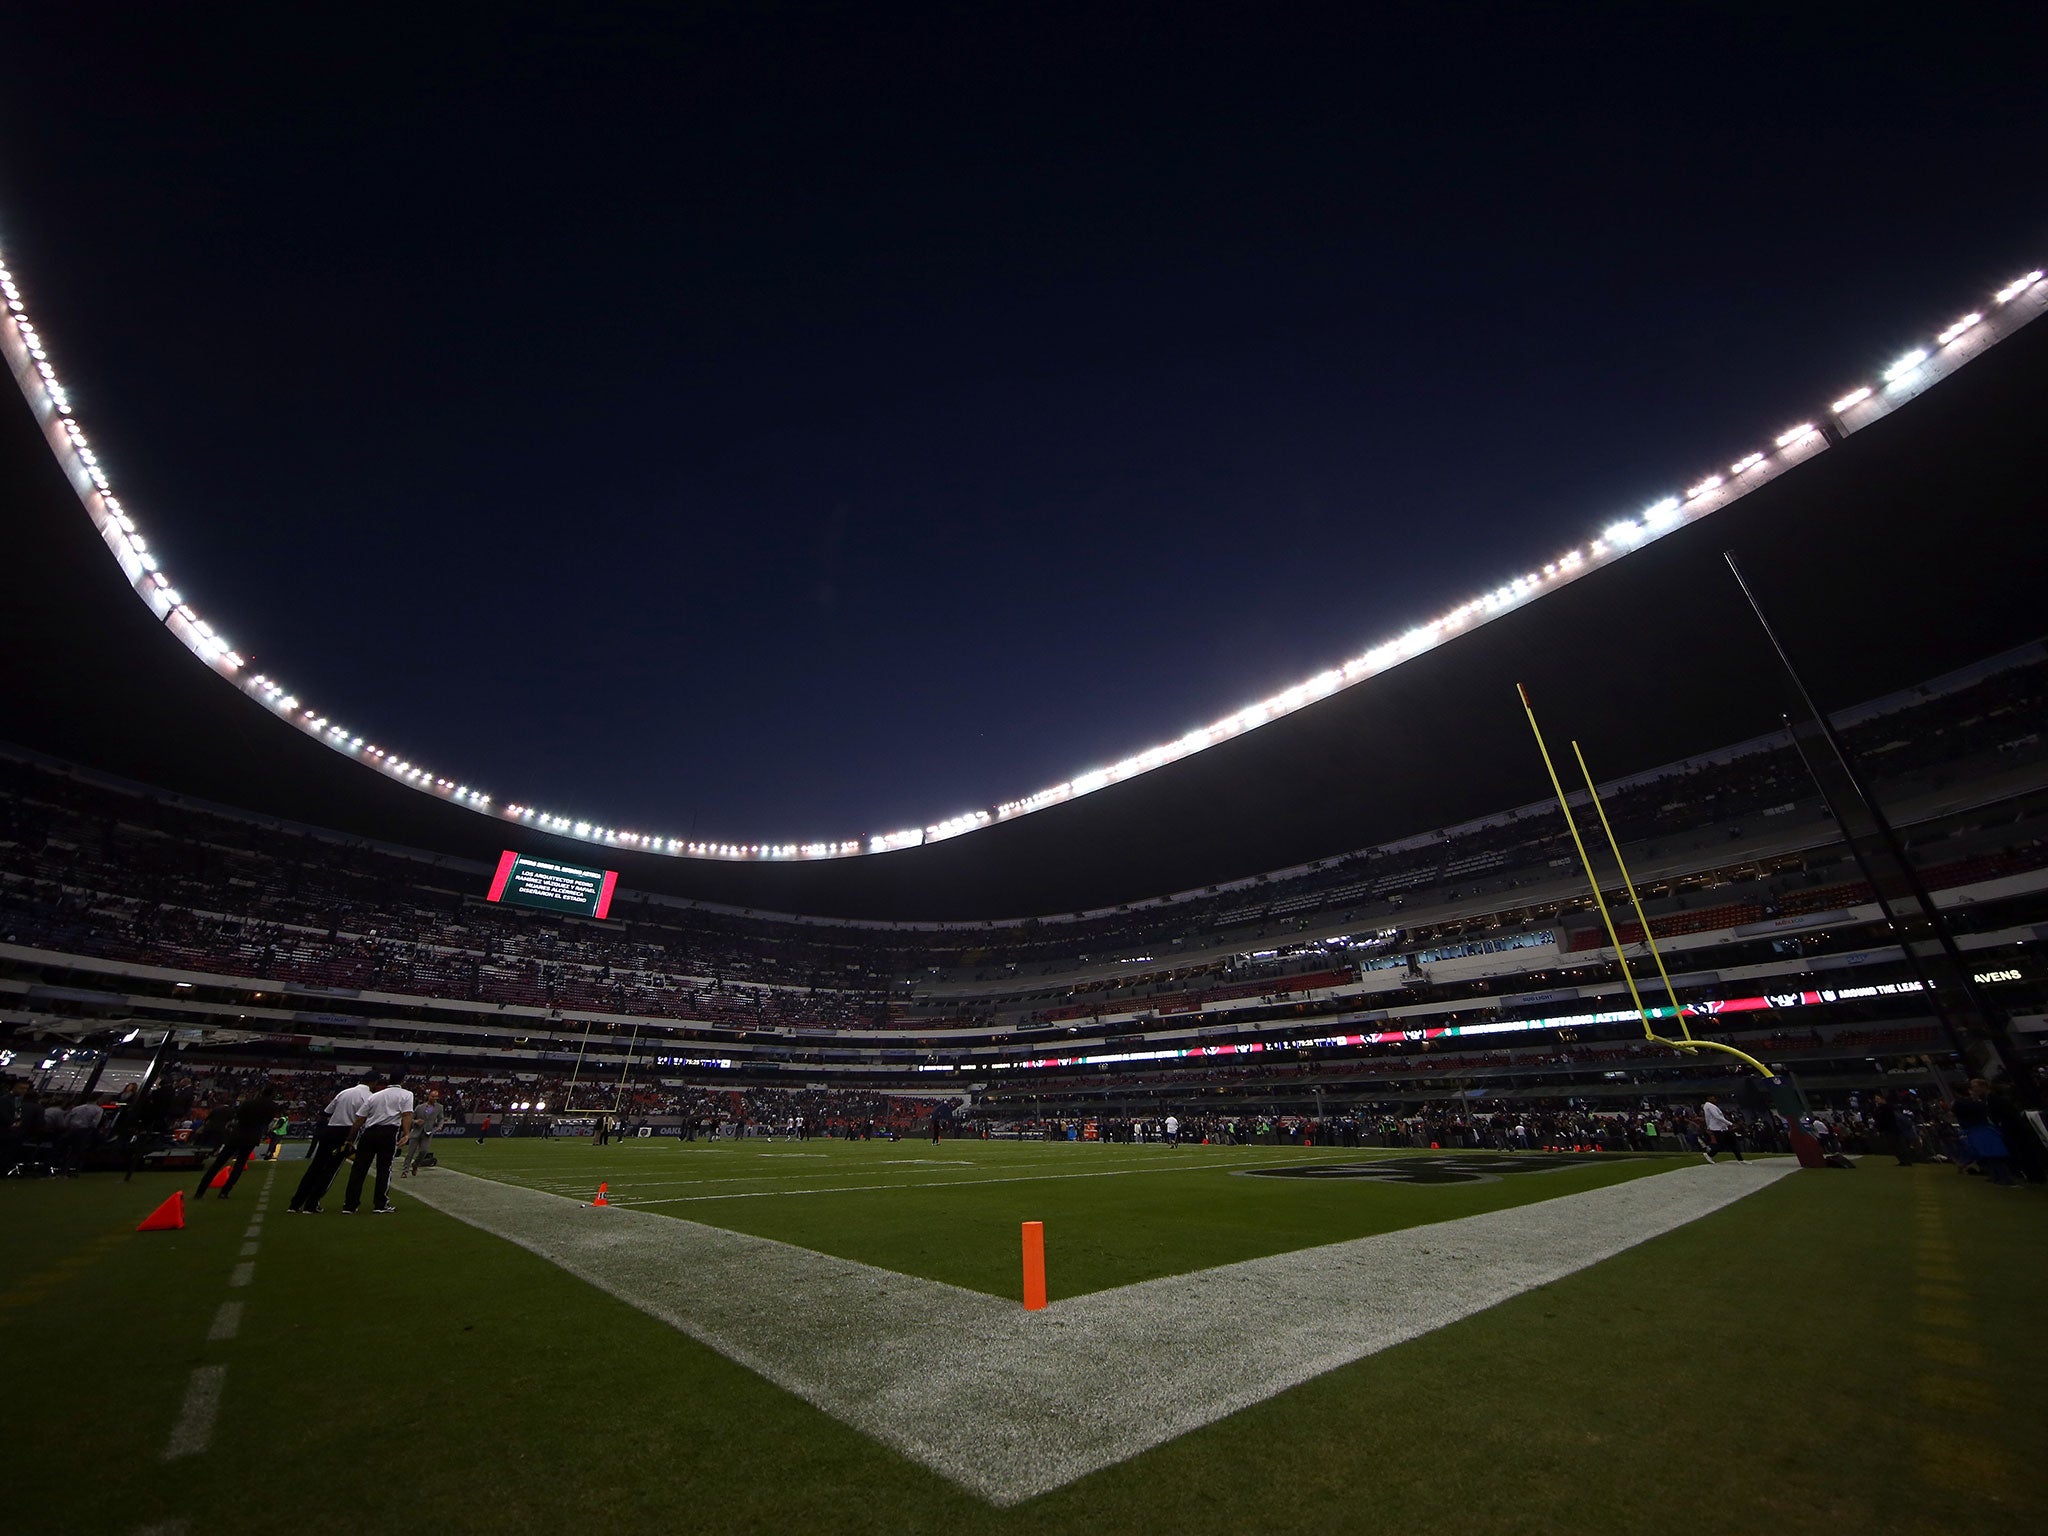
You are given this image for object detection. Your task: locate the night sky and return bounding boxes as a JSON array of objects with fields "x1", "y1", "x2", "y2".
[{"x1": 2, "y1": 4, "x2": 2041, "y2": 849}]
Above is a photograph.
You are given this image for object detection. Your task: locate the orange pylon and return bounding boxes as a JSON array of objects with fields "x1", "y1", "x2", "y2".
[
  {"x1": 1021, "y1": 1220, "x2": 1046, "y2": 1311},
  {"x1": 590, "y1": 1181, "x2": 610, "y2": 1207}
]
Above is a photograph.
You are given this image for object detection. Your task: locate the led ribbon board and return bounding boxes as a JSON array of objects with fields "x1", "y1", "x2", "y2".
[{"x1": 486, "y1": 851, "x2": 619, "y2": 919}]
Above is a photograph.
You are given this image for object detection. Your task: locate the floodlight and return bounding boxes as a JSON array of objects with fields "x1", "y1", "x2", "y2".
[
  {"x1": 1936, "y1": 313, "x2": 1981, "y2": 346},
  {"x1": 1882, "y1": 349, "x2": 1927, "y2": 383}
]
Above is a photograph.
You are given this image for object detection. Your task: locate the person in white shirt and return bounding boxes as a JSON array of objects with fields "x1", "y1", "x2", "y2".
[
  {"x1": 342, "y1": 1072, "x2": 415, "y2": 1214},
  {"x1": 1164, "y1": 1114, "x2": 1180, "y2": 1146},
  {"x1": 289, "y1": 1072, "x2": 374, "y2": 1214},
  {"x1": 1701, "y1": 1096, "x2": 1745, "y2": 1163}
]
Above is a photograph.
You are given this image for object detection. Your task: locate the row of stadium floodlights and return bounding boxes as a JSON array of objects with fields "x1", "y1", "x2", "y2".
[{"x1": 0, "y1": 231, "x2": 2041, "y2": 861}]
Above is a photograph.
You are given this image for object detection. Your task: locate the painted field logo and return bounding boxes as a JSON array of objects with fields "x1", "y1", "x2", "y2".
[{"x1": 1241, "y1": 1153, "x2": 1614, "y2": 1185}]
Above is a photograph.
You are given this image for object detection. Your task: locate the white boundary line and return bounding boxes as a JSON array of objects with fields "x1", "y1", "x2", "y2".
[
  {"x1": 405, "y1": 1160, "x2": 1794, "y2": 1503},
  {"x1": 613, "y1": 1154, "x2": 1373, "y2": 1205}
]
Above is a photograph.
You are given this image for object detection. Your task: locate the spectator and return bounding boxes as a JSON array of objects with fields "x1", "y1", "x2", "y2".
[
  {"x1": 59, "y1": 1093, "x2": 105, "y2": 1176},
  {"x1": 1952, "y1": 1080, "x2": 2016, "y2": 1186},
  {"x1": 0, "y1": 1080, "x2": 30, "y2": 1170}
]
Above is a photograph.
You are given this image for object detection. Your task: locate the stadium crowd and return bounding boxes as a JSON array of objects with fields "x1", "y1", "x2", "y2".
[
  {"x1": 986, "y1": 1081, "x2": 2045, "y2": 1183},
  {"x1": 1, "y1": 653, "x2": 2040, "y2": 1041}
]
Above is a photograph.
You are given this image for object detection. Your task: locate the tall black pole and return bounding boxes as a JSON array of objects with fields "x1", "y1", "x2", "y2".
[{"x1": 1724, "y1": 551, "x2": 2031, "y2": 1095}]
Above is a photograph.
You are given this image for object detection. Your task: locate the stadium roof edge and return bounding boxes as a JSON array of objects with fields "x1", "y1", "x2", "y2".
[
  {"x1": 6, "y1": 245, "x2": 2048, "y2": 916},
  {"x1": 2, "y1": 225, "x2": 2043, "y2": 869}
]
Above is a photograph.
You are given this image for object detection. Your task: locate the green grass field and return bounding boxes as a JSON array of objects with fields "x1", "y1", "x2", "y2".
[
  {"x1": 5, "y1": 1138, "x2": 2042, "y2": 1536},
  {"x1": 460, "y1": 1136, "x2": 1687, "y2": 1297}
]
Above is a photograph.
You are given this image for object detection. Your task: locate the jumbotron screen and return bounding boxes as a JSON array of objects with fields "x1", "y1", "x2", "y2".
[{"x1": 485, "y1": 851, "x2": 619, "y2": 919}]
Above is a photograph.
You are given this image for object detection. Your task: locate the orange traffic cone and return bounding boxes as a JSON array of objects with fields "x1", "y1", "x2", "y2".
[
  {"x1": 138, "y1": 1191, "x2": 186, "y2": 1232},
  {"x1": 206, "y1": 1163, "x2": 234, "y2": 1190},
  {"x1": 590, "y1": 1181, "x2": 610, "y2": 1207}
]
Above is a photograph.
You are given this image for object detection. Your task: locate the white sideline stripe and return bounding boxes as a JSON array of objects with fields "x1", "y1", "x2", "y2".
[
  {"x1": 405, "y1": 1161, "x2": 1794, "y2": 1504},
  {"x1": 160, "y1": 1365, "x2": 225, "y2": 1461},
  {"x1": 509, "y1": 1150, "x2": 1333, "y2": 1181},
  {"x1": 488, "y1": 1153, "x2": 1361, "y2": 1200},
  {"x1": 207, "y1": 1300, "x2": 243, "y2": 1342},
  {"x1": 503, "y1": 1163, "x2": 1327, "y2": 1196},
  {"x1": 228, "y1": 1262, "x2": 254, "y2": 1288},
  {"x1": 479, "y1": 1148, "x2": 1338, "y2": 1177},
  {"x1": 237, "y1": 1241, "x2": 260, "y2": 1258},
  {"x1": 242, "y1": 1222, "x2": 262, "y2": 1239},
  {"x1": 613, "y1": 1155, "x2": 1338, "y2": 1205}
]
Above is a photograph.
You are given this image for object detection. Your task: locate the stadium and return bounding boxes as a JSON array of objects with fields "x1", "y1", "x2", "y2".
[{"x1": 5, "y1": 28, "x2": 2048, "y2": 1536}]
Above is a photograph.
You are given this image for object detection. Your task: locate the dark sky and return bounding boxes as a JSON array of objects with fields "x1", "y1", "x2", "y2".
[{"x1": 2, "y1": 3, "x2": 2042, "y2": 849}]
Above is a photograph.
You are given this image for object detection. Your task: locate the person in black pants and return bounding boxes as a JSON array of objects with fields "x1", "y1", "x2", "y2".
[
  {"x1": 195, "y1": 1086, "x2": 281, "y2": 1201},
  {"x1": 343, "y1": 1072, "x2": 415, "y2": 1214},
  {"x1": 290, "y1": 1072, "x2": 375, "y2": 1214}
]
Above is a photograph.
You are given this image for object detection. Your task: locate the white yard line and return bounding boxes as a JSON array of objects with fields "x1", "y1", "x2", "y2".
[
  {"x1": 479, "y1": 1163, "x2": 1327, "y2": 1212},
  {"x1": 405, "y1": 1160, "x2": 1794, "y2": 1504},
  {"x1": 613, "y1": 1155, "x2": 1339, "y2": 1205},
  {"x1": 160, "y1": 1365, "x2": 225, "y2": 1461},
  {"x1": 227, "y1": 1262, "x2": 254, "y2": 1288},
  {"x1": 207, "y1": 1301, "x2": 243, "y2": 1342},
  {"x1": 500, "y1": 1149, "x2": 1375, "y2": 1200},
  {"x1": 475, "y1": 1147, "x2": 1336, "y2": 1178}
]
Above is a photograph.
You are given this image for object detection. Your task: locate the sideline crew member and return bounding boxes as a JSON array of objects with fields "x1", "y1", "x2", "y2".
[
  {"x1": 401, "y1": 1088, "x2": 444, "y2": 1177},
  {"x1": 343, "y1": 1072, "x2": 415, "y2": 1214},
  {"x1": 289, "y1": 1072, "x2": 374, "y2": 1214}
]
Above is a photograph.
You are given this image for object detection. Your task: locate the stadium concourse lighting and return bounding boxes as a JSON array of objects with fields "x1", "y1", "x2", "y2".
[
  {"x1": 4, "y1": 225, "x2": 2046, "y2": 862},
  {"x1": 982, "y1": 980, "x2": 1931, "y2": 1073}
]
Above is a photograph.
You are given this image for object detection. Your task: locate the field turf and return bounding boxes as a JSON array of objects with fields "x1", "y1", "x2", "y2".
[
  {"x1": 4, "y1": 1137, "x2": 2042, "y2": 1536},
  {"x1": 460, "y1": 1136, "x2": 1685, "y2": 1297}
]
